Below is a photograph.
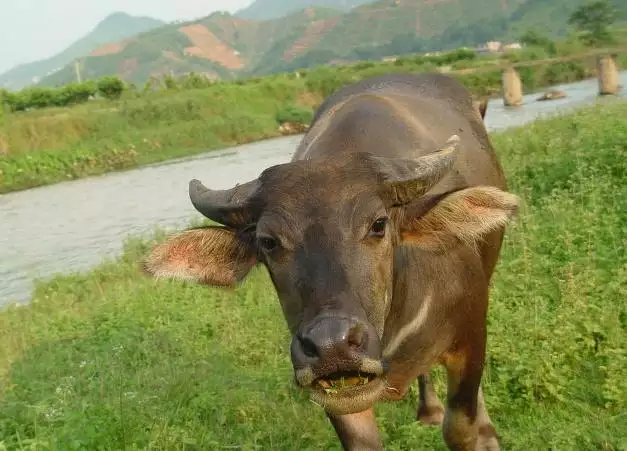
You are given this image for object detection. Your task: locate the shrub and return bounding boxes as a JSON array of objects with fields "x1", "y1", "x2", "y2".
[
  {"x1": 275, "y1": 104, "x2": 314, "y2": 125},
  {"x1": 97, "y1": 76, "x2": 126, "y2": 100}
]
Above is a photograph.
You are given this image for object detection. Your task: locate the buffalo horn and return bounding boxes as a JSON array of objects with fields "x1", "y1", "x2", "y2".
[
  {"x1": 375, "y1": 134, "x2": 461, "y2": 206},
  {"x1": 188, "y1": 178, "x2": 261, "y2": 228}
]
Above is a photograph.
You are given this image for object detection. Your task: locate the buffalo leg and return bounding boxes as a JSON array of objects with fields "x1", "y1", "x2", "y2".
[
  {"x1": 474, "y1": 386, "x2": 500, "y2": 451},
  {"x1": 441, "y1": 347, "x2": 500, "y2": 450},
  {"x1": 327, "y1": 407, "x2": 383, "y2": 451},
  {"x1": 417, "y1": 372, "x2": 445, "y2": 425}
]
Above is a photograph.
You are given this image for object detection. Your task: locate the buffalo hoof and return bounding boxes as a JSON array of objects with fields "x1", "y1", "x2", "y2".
[
  {"x1": 476, "y1": 436, "x2": 500, "y2": 451},
  {"x1": 417, "y1": 406, "x2": 445, "y2": 426},
  {"x1": 476, "y1": 424, "x2": 500, "y2": 451}
]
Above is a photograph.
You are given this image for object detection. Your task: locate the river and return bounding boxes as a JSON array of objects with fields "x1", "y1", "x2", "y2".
[{"x1": 1, "y1": 72, "x2": 626, "y2": 307}]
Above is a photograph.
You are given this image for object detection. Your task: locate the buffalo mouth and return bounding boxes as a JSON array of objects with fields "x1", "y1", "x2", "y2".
[
  {"x1": 297, "y1": 365, "x2": 388, "y2": 415},
  {"x1": 311, "y1": 370, "x2": 378, "y2": 393}
]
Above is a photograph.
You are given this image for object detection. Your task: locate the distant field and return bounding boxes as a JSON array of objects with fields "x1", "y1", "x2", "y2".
[{"x1": 1, "y1": 100, "x2": 625, "y2": 450}]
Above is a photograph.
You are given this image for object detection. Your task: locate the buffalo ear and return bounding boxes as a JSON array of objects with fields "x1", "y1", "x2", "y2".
[
  {"x1": 399, "y1": 186, "x2": 520, "y2": 251},
  {"x1": 142, "y1": 226, "x2": 257, "y2": 287}
]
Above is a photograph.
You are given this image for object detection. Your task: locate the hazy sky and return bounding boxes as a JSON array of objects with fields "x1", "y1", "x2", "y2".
[{"x1": 0, "y1": 0, "x2": 253, "y2": 73}]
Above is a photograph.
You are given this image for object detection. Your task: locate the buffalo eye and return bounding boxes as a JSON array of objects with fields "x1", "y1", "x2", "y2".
[
  {"x1": 368, "y1": 217, "x2": 388, "y2": 238},
  {"x1": 258, "y1": 235, "x2": 278, "y2": 252}
]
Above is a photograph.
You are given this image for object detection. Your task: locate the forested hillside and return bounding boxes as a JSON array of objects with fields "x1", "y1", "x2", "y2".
[
  {"x1": 235, "y1": 0, "x2": 372, "y2": 20},
  {"x1": 14, "y1": 0, "x2": 626, "y2": 88}
]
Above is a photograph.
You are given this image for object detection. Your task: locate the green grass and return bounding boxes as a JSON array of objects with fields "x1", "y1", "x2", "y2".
[
  {"x1": 1, "y1": 100, "x2": 626, "y2": 450},
  {"x1": 0, "y1": 81, "x2": 321, "y2": 194}
]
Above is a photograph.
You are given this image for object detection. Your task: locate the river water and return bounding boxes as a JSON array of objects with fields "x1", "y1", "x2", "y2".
[{"x1": 1, "y1": 72, "x2": 626, "y2": 307}]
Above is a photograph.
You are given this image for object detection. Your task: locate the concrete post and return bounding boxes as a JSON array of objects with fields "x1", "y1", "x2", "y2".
[
  {"x1": 502, "y1": 67, "x2": 523, "y2": 107},
  {"x1": 597, "y1": 55, "x2": 620, "y2": 96}
]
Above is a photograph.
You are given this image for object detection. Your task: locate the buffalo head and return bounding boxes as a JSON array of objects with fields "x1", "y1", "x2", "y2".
[{"x1": 143, "y1": 135, "x2": 519, "y2": 415}]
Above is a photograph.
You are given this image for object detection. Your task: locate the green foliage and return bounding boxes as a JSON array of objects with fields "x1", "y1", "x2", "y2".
[
  {"x1": 519, "y1": 29, "x2": 558, "y2": 56},
  {"x1": 96, "y1": 76, "x2": 126, "y2": 100},
  {"x1": 1, "y1": 25, "x2": 625, "y2": 194},
  {"x1": 502, "y1": 46, "x2": 551, "y2": 63},
  {"x1": 179, "y1": 73, "x2": 217, "y2": 90},
  {"x1": 568, "y1": 0, "x2": 620, "y2": 46},
  {"x1": 435, "y1": 48, "x2": 477, "y2": 64},
  {"x1": 236, "y1": 0, "x2": 366, "y2": 20},
  {"x1": 0, "y1": 101, "x2": 626, "y2": 449},
  {"x1": 14, "y1": 19, "x2": 622, "y2": 116},
  {"x1": 145, "y1": 72, "x2": 218, "y2": 93},
  {"x1": 1, "y1": 76, "x2": 125, "y2": 111},
  {"x1": 303, "y1": 67, "x2": 356, "y2": 98},
  {"x1": 162, "y1": 75, "x2": 178, "y2": 91},
  {"x1": 0, "y1": 83, "x2": 295, "y2": 192},
  {"x1": 57, "y1": 83, "x2": 97, "y2": 106},
  {"x1": 0, "y1": 31, "x2": 618, "y2": 194},
  {"x1": 307, "y1": 0, "x2": 526, "y2": 63},
  {"x1": 275, "y1": 104, "x2": 314, "y2": 124},
  {"x1": 487, "y1": 102, "x2": 627, "y2": 412},
  {"x1": 2, "y1": 82, "x2": 98, "y2": 112}
]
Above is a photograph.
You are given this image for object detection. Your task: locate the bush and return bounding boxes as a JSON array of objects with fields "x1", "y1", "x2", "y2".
[
  {"x1": 2, "y1": 82, "x2": 97, "y2": 111},
  {"x1": 275, "y1": 104, "x2": 314, "y2": 125},
  {"x1": 97, "y1": 76, "x2": 126, "y2": 100},
  {"x1": 59, "y1": 82, "x2": 97, "y2": 105}
]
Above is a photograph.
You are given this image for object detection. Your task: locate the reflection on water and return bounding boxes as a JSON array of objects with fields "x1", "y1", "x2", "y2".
[{"x1": 1, "y1": 72, "x2": 626, "y2": 306}]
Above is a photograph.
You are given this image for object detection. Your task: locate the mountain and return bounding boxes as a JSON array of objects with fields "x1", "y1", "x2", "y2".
[
  {"x1": 0, "y1": 12, "x2": 165, "y2": 90},
  {"x1": 235, "y1": 0, "x2": 372, "y2": 21},
  {"x1": 34, "y1": 0, "x2": 621, "y2": 89},
  {"x1": 506, "y1": 0, "x2": 627, "y2": 38},
  {"x1": 265, "y1": 0, "x2": 532, "y2": 72},
  {"x1": 38, "y1": 8, "x2": 345, "y2": 87}
]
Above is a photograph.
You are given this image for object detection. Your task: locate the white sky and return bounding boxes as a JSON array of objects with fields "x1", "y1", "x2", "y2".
[{"x1": 0, "y1": 0, "x2": 254, "y2": 73}]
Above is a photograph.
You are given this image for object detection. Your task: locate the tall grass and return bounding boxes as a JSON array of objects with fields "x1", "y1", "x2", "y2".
[
  {"x1": 0, "y1": 82, "x2": 321, "y2": 193},
  {"x1": 0, "y1": 101, "x2": 625, "y2": 450}
]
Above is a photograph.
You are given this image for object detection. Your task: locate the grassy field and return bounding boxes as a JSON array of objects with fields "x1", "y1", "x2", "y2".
[
  {"x1": 0, "y1": 100, "x2": 625, "y2": 450},
  {"x1": 2, "y1": 39, "x2": 626, "y2": 194}
]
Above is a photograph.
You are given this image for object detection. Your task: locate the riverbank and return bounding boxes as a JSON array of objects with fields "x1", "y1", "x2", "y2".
[
  {"x1": 1, "y1": 45, "x2": 626, "y2": 194},
  {"x1": 1, "y1": 101, "x2": 625, "y2": 449}
]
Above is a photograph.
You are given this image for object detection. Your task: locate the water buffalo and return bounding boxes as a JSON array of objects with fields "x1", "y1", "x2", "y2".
[{"x1": 143, "y1": 72, "x2": 520, "y2": 450}]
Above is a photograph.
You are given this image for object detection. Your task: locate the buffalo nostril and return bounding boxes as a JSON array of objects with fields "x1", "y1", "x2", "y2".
[
  {"x1": 347, "y1": 323, "x2": 366, "y2": 350},
  {"x1": 298, "y1": 335, "x2": 319, "y2": 358}
]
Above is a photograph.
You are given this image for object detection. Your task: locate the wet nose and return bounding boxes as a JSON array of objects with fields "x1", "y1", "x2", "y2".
[{"x1": 291, "y1": 316, "x2": 380, "y2": 369}]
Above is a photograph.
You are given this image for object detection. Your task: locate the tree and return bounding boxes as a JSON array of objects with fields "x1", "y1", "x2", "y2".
[
  {"x1": 519, "y1": 29, "x2": 557, "y2": 56},
  {"x1": 97, "y1": 76, "x2": 126, "y2": 100},
  {"x1": 568, "y1": 0, "x2": 619, "y2": 47}
]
